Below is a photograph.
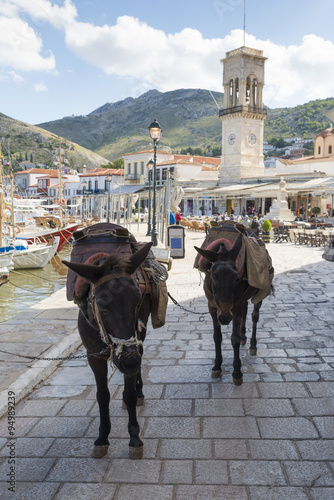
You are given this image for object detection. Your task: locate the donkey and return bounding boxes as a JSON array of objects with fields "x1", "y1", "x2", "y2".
[
  {"x1": 195, "y1": 235, "x2": 267, "y2": 385},
  {"x1": 63, "y1": 242, "x2": 153, "y2": 459}
]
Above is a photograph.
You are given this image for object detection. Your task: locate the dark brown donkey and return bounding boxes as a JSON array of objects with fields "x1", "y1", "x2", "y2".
[
  {"x1": 63, "y1": 242, "x2": 153, "y2": 459},
  {"x1": 195, "y1": 234, "x2": 273, "y2": 385}
]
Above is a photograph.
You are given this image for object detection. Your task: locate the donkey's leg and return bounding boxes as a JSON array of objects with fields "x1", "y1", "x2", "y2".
[
  {"x1": 231, "y1": 312, "x2": 243, "y2": 385},
  {"x1": 123, "y1": 374, "x2": 143, "y2": 459},
  {"x1": 250, "y1": 301, "x2": 262, "y2": 356},
  {"x1": 88, "y1": 356, "x2": 111, "y2": 458},
  {"x1": 136, "y1": 342, "x2": 145, "y2": 406},
  {"x1": 210, "y1": 305, "x2": 223, "y2": 378},
  {"x1": 240, "y1": 301, "x2": 248, "y2": 346}
]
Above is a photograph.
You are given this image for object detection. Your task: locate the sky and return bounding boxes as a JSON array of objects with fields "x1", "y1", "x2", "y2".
[{"x1": 0, "y1": 0, "x2": 334, "y2": 125}]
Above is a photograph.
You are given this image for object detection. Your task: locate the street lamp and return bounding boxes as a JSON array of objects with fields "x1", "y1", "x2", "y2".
[
  {"x1": 106, "y1": 174, "x2": 112, "y2": 223},
  {"x1": 81, "y1": 181, "x2": 87, "y2": 220},
  {"x1": 148, "y1": 119, "x2": 162, "y2": 246},
  {"x1": 146, "y1": 160, "x2": 154, "y2": 236}
]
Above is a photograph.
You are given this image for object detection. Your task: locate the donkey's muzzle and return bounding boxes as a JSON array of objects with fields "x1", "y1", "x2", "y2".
[
  {"x1": 218, "y1": 311, "x2": 233, "y2": 325},
  {"x1": 114, "y1": 346, "x2": 141, "y2": 376}
]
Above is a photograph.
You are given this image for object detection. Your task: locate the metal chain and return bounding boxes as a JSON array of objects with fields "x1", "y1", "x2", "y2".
[{"x1": 167, "y1": 292, "x2": 209, "y2": 321}]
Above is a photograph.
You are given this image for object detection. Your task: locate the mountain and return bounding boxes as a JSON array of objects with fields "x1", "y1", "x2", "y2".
[
  {"x1": 0, "y1": 112, "x2": 109, "y2": 170},
  {"x1": 37, "y1": 90, "x2": 334, "y2": 160},
  {"x1": 37, "y1": 89, "x2": 224, "y2": 160}
]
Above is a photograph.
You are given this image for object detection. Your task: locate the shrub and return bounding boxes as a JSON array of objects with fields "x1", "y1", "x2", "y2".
[
  {"x1": 311, "y1": 206, "x2": 321, "y2": 214},
  {"x1": 261, "y1": 219, "x2": 272, "y2": 232}
]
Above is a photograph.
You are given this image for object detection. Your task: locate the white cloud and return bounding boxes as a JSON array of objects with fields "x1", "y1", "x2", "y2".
[
  {"x1": 1, "y1": 1, "x2": 334, "y2": 108},
  {"x1": 0, "y1": 70, "x2": 25, "y2": 83},
  {"x1": 34, "y1": 82, "x2": 48, "y2": 92},
  {"x1": 0, "y1": 15, "x2": 55, "y2": 71}
]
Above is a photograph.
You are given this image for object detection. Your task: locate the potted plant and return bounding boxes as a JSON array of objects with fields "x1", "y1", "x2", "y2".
[{"x1": 261, "y1": 219, "x2": 272, "y2": 243}]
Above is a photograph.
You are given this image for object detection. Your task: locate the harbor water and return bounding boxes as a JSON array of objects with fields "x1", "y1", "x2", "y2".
[{"x1": 0, "y1": 245, "x2": 72, "y2": 323}]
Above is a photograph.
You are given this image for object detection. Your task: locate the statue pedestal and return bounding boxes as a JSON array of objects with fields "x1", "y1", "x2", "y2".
[{"x1": 264, "y1": 177, "x2": 295, "y2": 222}]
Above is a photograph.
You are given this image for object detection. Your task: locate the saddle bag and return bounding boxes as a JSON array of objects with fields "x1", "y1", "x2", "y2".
[{"x1": 66, "y1": 223, "x2": 136, "y2": 301}]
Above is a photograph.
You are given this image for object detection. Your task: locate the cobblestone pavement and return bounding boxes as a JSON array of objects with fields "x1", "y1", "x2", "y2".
[{"x1": 0, "y1": 226, "x2": 333, "y2": 499}]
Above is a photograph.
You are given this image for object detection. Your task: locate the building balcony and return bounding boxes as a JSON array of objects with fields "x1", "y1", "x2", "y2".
[{"x1": 219, "y1": 105, "x2": 267, "y2": 117}]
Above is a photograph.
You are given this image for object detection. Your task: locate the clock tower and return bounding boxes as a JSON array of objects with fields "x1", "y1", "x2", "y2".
[{"x1": 218, "y1": 46, "x2": 267, "y2": 185}]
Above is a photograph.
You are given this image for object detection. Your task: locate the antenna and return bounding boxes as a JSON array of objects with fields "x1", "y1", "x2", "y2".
[{"x1": 243, "y1": 0, "x2": 246, "y2": 46}]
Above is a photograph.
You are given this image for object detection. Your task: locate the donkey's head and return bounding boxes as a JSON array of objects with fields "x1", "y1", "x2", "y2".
[
  {"x1": 195, "y1": 235, "x2": 243, "y2": 325},
  {"x1": 63, "y1": 242, "x2": 153, "y2": 374}
]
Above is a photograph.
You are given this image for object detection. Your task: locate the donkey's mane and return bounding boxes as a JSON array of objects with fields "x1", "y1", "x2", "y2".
[{"x1": 102, "y1": 253, "x2": 132, "y2": 273}]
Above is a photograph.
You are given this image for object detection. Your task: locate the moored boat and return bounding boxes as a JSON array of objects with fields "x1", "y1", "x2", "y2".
[
  {"x1": 11, "y1": 236, "x2": 59, "y2": 269},
  {"x1": 19, "y1": 223, "x2": 80, "y2": 252}
]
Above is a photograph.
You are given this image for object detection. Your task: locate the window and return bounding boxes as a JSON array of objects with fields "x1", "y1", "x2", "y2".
[
  {"x1": 141, "y1": 161, "x2": 144, "y2": 175},
  {"x1": 246, "y1": 77, "x2": 251, "y2": 104},
  {"x1": 235, "y1": 78, "x2": 239, "y2": 104},
  {"x1": 88, "y1": 180, "x2": 92, "y2": 191},
  {"x1": 134, "y1": 162, "x2": 138, "y2": 178},
  {"x1": 127, "y1": 163, "x2": 131, "y2": 174},
  {"x1": 229, "y1": 80, "x2": 233, "y2": 107},
  {"x1": 253, "y1": 79, "x2": 258, "y2": 106},
  {"x1": 95, "y1": 180, "x2": 98, "y2": 191},
  {"x1": 318, "y1": 146, "x2": 321, "y2": 155},
  {"x1": 329, "y1": 145, "x2": 332, "y2": 154}
]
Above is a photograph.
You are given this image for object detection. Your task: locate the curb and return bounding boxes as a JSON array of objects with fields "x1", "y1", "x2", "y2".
[{"x1": 0, "y1": 330, "x2": 82, "y2": 419}]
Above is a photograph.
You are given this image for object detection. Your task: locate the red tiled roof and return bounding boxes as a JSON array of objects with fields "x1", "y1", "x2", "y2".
[
  {"x1": 316, "y1": 128, "x2": 334, "y2": 139},
  {"x1": 174, "y1": 154, "x2": 221, "y2": 165},
  {"x1": 79, "y1": 168, "x2": 123, "y2": 177},
  {"x1": 14, "y1": 168, "x2": 56, "y2": 175}
]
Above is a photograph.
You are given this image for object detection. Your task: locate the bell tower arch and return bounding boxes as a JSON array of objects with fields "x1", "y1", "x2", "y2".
[{"x1": 219, "y1": 46, "x2": 267, "y2": 185}]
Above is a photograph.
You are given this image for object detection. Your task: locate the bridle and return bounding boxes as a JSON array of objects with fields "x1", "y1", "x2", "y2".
[{"x1": 88, "y1": 271, "x2": 145, "y2": 360}]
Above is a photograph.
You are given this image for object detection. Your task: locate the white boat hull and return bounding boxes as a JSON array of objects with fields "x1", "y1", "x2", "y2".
[{"x1": 12, "y1": 237, "x2": 59, "y2": 270}]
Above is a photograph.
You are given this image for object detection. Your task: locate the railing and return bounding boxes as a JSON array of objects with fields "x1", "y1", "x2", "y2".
[{"x1": 219, "y1": 105, "x2": 267, "y2": 117}]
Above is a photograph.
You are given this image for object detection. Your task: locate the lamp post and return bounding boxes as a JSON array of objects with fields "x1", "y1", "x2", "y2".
[
  {"x1": 106, "y1": 174, "x2": 112, "y2": 223},
  {"x1": 146, "y1": 160, "x2": 154, "y2": 236},
  {"x1": 148, "y1": 119, "x2": 162, "y2": 246},
  {"x1": 81, "y1": 181, "x2": 87, "y2": 220}
]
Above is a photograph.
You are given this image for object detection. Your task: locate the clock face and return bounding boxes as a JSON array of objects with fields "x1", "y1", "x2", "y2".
[
  {"x1": 228, "y1": 134, "x2": 236, "y2": 145},
  {"x1": 248, "y1": 133, "x2": 257, "y2": 145}
]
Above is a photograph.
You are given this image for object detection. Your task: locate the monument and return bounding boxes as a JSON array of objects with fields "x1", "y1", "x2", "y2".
[{"x1": 264, "y1": 177, "x2": 295, "y2": 221}]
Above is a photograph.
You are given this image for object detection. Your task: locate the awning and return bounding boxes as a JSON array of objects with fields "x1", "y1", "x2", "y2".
[{"x1": 109, "y1": 184, "x2": 145, "y2": 195}]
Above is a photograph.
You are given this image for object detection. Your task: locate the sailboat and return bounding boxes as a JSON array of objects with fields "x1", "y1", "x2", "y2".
[{"x1": 0, "y1": 150, "x2": 14, "y2": 278}]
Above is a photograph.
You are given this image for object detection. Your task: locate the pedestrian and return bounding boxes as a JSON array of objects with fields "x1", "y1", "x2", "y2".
[
  {"x1": 251, "y1": 215, "x2": 260, "y2": 238},
  {"x1": 169, "y1": 212, "x2": 175, "y2": 224},
  {"x1": 175, "y1": 210, "x2": 182, "y2": 225}
]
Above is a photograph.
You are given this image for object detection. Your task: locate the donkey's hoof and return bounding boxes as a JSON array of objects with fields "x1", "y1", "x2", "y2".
[
  {"x1": 240, "y1": 338, "x2": 247, "y2": 346},
  {"x1": 249, "y1": 348, "x2": 257, "y2": 356},
  {"x1": 129, "y1": 445, "x2": 143, "y2": 460},
  {"x1": 92, "y1": 444, "x2": 109, "y2": 458},
  {"x1": 233, "y1": 376, "x2": 243, "y2": 386},
  {"x1": 211, "y1": 369, "x2": 222, "y2": 378}
]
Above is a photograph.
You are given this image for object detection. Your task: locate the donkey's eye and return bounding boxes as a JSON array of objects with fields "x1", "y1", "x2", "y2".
[{"x1": 98, "y1": 291, "x2": 111, "y2": 306}]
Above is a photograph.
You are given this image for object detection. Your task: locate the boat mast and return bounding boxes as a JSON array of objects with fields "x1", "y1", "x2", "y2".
[
  {"x1": 58, "y1": 140, "x2": 63, "y2": 226},
  {"x1": 0, "y1": 143, "x2": 3, "y2": 247},
  {"x1": 9, "y1": 146, "x2": 15, "y2": 241}
]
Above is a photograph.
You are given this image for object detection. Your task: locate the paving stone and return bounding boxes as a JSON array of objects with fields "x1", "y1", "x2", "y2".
[
  {"x1": 164, "y1": 384, "x2": 209, "y2": 399},
  {"x1": 213, "y1": 439, "x2": 248, "y2": 459},
  {"x1": 55, "y1": 483, "x2": 116, "y2": 500},
  {"x1": 161, "y1": 459, "x2": 193, "y2": 484},
  {"x1": 144, "y1": 417, "x2": 200, "y2": 438},
  {"x1": 297, "y1": 440, "x2": 334, "y2": 460},
  {"x1": 0, "y1": 437, "x2": 54, "y2": 457},
  {"x1": 249, "y1": 439, "x2": 299, "y2": 459},
  {"x1": 243, "y1": 398, "x2": 294, "y2": 417},
  {"x1": 203, "y1": 417, "x2": 260, "y2": 439},
  {"x1": 158, "y1": 438, "x2": 212, "y2": 459},
  {"x1": 257, "y1": 382, "x2": 309, "y2": 398},
  {"x1": 116, "y1": 485, "x2": 174, "y2": 500},
  {"x1": 0, "y1": 457, "x2": 55, "y2": 482},
  {"x1": 293, "y1": 397, "x2": 334, "y2": 416},
  {"x1": 85, "y1": 416, "x2": 145, "y2": 439},
  {"x1": 30, "y1": 385, "x2": 87, "y2": 398},
  {"x1": 140, "y1": 399, "x2": 192, "y2": 417},
  {"x1": 15, "y1": 399, "x2": 65, "y2": 417},
  {"x1": 104, "y1": 458, "x2": 162, "y2": 483},
  {"x1": 211, "y1": 383, "x2": 259, "y2": 399},
  {"x1": 147, "y1": 365, "x2": 212, "y2": 383},
  {"x1": 0, "y1": 417, "x2": 38, "y2": 437},
  {"x1": 229, "y1": 460, "x2": 286, "y2": 485},
  {"x1": 175, "y1": 485, "x2": 248, "y2": 500},
  {"x1": 195, "y1": 459, "x2": 228, "y2": 484},
  {"x1": 59, "y1": 400, "x2": 95, "y2": 416},
  {"x1": 249, "y1": 486, "x2": 309, "y2": 499},
  {"x1": 258, "y1": 417, "x2": 319, "y2": 439},
  {"x1": 195, "y1": 399, "x2": 244, "y2": 416},
  {"x1": 284, "y1": 372, "x2": 320, "y2": 382},
  {"x1": 310, "y1": 487, "x2": 334, "y2": 499},
  {"x1": 313, "y1": 417, "x2": 334, "y2": 438},
  {"x1": 0, "y1": 482, "x2": 60, "y2": 500},
  {"x1": 283, "y1": 461, "x2": 334, "y2": 486},
  {"x1": 28, "y1": 416, "x2": 92, "y2": 438},
  {"x1": 307, "y1": 382, "x2": 334, "y2": 397},
  {"x1": 47, "y1": 457, "x2": 109, "y2": 482}
]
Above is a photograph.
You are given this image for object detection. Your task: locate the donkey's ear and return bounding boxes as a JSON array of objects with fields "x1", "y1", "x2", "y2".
[
  {"x1": 127, "y1": 242, "x2": 153, "y2": 274},
  {"x1": 228, "y1": 235, "x2": 243, "y2": 262},
  {"x1": 62, "y1": 260, "x2": 105, "y2": 283},
  {"x1": 194, "y1": 246, "x2": 220, "y2": 264}
]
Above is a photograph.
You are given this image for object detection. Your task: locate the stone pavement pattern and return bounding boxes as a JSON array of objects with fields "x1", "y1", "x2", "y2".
[{"x1": 0, "y1": 225, "x2": 334, "y2": 499}]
